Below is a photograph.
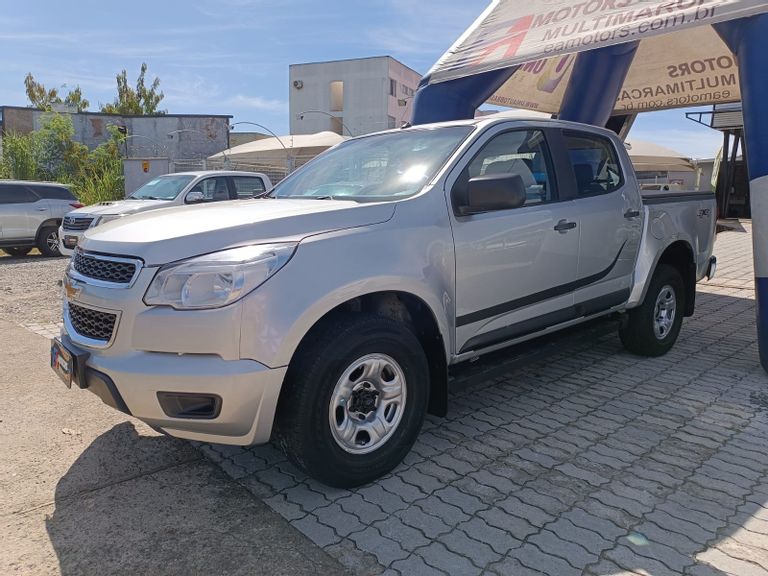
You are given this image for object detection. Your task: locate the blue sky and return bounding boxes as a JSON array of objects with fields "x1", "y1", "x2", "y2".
[{"x1": 2, "y1": 0, "x2": 723, "y2": 158}]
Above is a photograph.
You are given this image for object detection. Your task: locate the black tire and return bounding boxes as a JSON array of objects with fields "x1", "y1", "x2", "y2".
[
  {"x1": 620, "y1": 264, "x2": 685, "y2": 357},
  {"x1": 37, "y1": 226, "x2": 61, "y2": 257},
  {"x1": 276, "y1": 314, "x2": 429, "y2": 488},
  {"x1": 2, "y1": 247, "x2": 32, "y2": 257}
]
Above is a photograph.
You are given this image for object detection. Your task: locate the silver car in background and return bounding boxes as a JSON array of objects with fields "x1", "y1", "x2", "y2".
[
  {"x1": 0, "y1": 180, "x2": 82, "y2": 257},
  {"x1": 59, "y1": 171, "x2": 273, "y2": 256}
]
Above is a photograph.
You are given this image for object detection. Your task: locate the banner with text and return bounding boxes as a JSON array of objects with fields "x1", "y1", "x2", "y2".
[{"x1": 429, "y1": 0, "x2": 768, "y2": 113}]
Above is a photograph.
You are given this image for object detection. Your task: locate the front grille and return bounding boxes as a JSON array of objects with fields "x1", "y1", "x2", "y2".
[
  {"x1": 68, "y1": 302, "x2": 116, "y2": 342},
  {"x1": 63, "y1": 216, "x2": 94, "y2": 231},
  {"x1": 73, "y1": 251, "x2": 137, "y2": 284}
]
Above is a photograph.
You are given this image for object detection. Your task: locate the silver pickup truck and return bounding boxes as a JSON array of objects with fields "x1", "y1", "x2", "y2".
[{"x1": 50, "y1": 117, "x2": 716, "y2": 487}]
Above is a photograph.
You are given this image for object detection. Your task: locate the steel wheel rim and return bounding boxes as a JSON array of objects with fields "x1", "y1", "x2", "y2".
[
  {"x1": 653, "y1": 284, "x2": 676, "y2": 340},
  {"x1": 46, "y1": 231, "x2": 59, "y2": 251},
  {"x1": 328, "y1": 353, "x2": 407, "y2": 454}
]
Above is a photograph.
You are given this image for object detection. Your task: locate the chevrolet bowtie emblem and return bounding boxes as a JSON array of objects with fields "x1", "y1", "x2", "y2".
[{"x1": 64, "y1": 276, "x2": 82, "y2": 301}]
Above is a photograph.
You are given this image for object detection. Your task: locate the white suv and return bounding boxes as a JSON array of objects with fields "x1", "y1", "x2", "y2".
[
  {"x1": 0, "y1": 180, "x2": 83, "y2": 257},
  {"x1": 59, "y1": 171, "x2": 272, "y2": 255}
]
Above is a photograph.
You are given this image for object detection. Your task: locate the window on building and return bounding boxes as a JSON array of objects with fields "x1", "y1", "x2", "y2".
[
  {"x1": 389, "y1": 78, "x2": 397, "y2": 97},
  {"x1": 330, "y1": 81, "x2": 344, "y2": 112},
  {"x1": 387, "y1": 116, "x2": 397, "y2": 129},
  {"x1": 401, "y1": 84, "x2": 414, "y2": 97}
]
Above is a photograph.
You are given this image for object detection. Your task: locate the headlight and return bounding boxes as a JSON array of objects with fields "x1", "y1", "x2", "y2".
[
  {"x1": 93, "y1": 214, "x2": 123, "y2": 226},
  {"x1": 144, "y1": 243, "x2": 296, "y2": 310}
]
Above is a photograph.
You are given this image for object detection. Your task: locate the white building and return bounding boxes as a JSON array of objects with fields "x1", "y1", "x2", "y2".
[{"x1": 289, "y1": 56, "x2": 421, "y2": 137}]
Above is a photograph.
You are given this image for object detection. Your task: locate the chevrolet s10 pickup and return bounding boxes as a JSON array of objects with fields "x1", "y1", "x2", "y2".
[{"x1": 51, "y1": 117, "x2": 717, "y2": 486}]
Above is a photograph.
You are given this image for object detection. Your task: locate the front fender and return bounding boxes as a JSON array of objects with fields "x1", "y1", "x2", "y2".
[{"x1": 239, "y1": 219, "x2": 456, "y2": 369}]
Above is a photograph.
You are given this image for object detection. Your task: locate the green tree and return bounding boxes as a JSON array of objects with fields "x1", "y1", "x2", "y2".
[
  {"x1": 24, "y1": 73, "x2": 90, "y2": 112},
  {"x1": 100, "y1": 63, "x2": 165, "y2": 115},
  {"x1": 24, "y1": 73, "x2": 61, "y2": 110},
  {"x1": 63, "y1": 85, "x2": 90, "y2": 113}
]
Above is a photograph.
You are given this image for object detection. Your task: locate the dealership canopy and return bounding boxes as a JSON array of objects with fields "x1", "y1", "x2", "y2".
[{"x1": 426, "y1": 0, "x2": 768, "y2": 115}]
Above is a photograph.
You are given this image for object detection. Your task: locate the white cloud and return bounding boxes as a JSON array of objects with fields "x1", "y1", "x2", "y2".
[{"x1": 226, "y1": 94, "x2": 288, "y2": 113}]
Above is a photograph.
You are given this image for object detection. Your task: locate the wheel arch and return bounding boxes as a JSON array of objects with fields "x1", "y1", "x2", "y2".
[
  {"x1": 656, "y1": 240, "x2": 696, "y2": 317},
  {"x1": 35, "y1": 218, "x2": 62, "y2": 242},
  {"x1": 281, "y1": 290, "x2": 449, "y2": 418}
]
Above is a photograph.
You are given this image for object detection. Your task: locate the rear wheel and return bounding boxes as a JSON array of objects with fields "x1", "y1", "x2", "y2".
[
  {"x1": 276, "y1": 314, "x2": 429, "y2": 488},
  {"x1": 2, "y1": 247, "x2": 32, "y2": 257},
  {"x1": 37, "y1": 226, "x2": 61, "y2": 257},
  {"x1": 620, "y1": 264, "x2": 685, "y2": 357}
]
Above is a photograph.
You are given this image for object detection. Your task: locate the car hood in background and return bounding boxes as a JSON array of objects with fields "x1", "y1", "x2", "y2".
[
  {"x1": 79, "y1": 199, "x2": 396, "y2": 265},
  {"x1": 69, "y1": 199, "x2": 173, "y2": 218}
]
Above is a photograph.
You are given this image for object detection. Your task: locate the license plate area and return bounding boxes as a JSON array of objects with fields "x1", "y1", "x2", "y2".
[
  {"x1": 50, "y1": 337, "x2": 90, "y2": 389},
  {"x1": 64, "y1": 235, "x2": 78, "y2": 249}
]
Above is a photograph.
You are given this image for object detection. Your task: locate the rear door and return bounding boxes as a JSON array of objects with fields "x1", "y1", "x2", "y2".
[
  {"x1": 562, "y1": 129, "x2": 642, "y2": 312},
  {"x1": 31, "y1": 184, "x2": 76, "y2": 219},
  {"x1": 449, "y1": 126, "x2": 580, "y2": 354},
  {"x1": 231, "y1": 175, "x2": 267, "y2": 199},
  {"x1": 0, "y1": 184, "x2": 43, "y2": 239}
]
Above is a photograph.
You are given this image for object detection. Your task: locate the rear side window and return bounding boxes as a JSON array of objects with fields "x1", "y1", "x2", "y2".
[
  {"x1": 564, "y1": 131, "x2": 624, "y2": 196},
  {"x1": 232, "y1": 176, "x2": 266, "y2": 199},
  {"x1": 0, "y1": 184, "x2": 38, "y2": 204},
  {"x1": 31, "y1": 185, "x2": 75, "y2": 200}
]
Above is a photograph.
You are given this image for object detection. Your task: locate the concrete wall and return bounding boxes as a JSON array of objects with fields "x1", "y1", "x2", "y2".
[
  {"x1": 1, "y1": 107, "x2": 230, "y2": 162},
  {"x1": 123, "y1": 158, "x2": 171, "y2": 196},
  {"x1": 289, "y1": 56, "x2": 421, "y2": 136}
]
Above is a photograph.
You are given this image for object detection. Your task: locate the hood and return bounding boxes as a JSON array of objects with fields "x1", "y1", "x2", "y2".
[
  {"x1": 71, "y1": 199, "x2": 173, "y2": 217},
  {"x1": 80, "y1": 198, "x2": 396, "y2": 265}
]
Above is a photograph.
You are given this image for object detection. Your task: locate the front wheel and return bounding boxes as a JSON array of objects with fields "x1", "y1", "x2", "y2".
[
  {"x1": 37, "y1": 226, "x2": 62, "y2": 257},
  {"x1": 620, "y1": 264, "x2": 685, "y2": 357},
  {"x1": 276, "y1": 314, "x2": 429, "y2": 488}
]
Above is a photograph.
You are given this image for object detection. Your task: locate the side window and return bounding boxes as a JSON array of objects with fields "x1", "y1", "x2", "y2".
[
  {"x1": 232, "y1": 176, "x2": 266, "y2": 199},
  {"x1": 455, "y1": 129, "x2": 555, "y2": 210},
  {"x1": 564, "y1": 131, "x2": 624, "y2": 196},
  {"x1": 188, "y1": 177, "x2": 231, "y2": 202},
  {"x1": 0, "y1": 184, "x2": 38, "y2": 204},
  {"x1": 31, "y1": 185, "x2": 75, "y2": 200}
]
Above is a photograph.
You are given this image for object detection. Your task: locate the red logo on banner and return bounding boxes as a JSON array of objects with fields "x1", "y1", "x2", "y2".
[{"x1": 473, "y1": 15, "x2": 534, "y2": 65}]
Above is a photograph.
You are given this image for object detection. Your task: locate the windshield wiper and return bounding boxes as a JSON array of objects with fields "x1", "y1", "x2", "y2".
[{"x1": 133, "y1": 195, "x2": 167, "y2": 200}]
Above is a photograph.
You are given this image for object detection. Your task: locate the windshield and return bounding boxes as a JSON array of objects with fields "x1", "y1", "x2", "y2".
[
  {"x1": 271, "y1": 127, "x2": 473, "y2": 201},
  {"x1": 130, "y1": 175, "x2": 195, "y2": 200}
]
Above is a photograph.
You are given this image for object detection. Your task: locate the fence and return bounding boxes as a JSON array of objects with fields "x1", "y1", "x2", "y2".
[{"x1": 169, "y1": 154, "x2": 319, "y2": 185}]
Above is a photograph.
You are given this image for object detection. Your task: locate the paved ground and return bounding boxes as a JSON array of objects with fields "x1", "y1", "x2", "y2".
[
  {"x1": 3, "y1": 223, "x2": 766, "y2": 575},
  {"x1": 196, "y1": 222, "x2": 768, "y2": 576}
]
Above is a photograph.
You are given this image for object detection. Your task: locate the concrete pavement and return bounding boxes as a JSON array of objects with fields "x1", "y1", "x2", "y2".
[
  {"x1": 0, "y1": 318, "x2": 346, "y2": 576},
  {"x1": 203, "y1": 223, "x2": 768, "y2": 575}
]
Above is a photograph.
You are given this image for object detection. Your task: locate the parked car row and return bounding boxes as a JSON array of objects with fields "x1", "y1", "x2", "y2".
[{"x1": 0, "y1": 171, "x2": 272, "y2": 258}]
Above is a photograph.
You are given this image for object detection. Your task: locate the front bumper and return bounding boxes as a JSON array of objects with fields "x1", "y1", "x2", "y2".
[
  {"x1": 58, "y1": 227, "x2": 84, "y2": 256},
  {"x1": 57, "y1": 261, "x2": 287, "y2": 446},
  {"x1": 59, "y1": 333, "x2": 286, "y2": 445}
]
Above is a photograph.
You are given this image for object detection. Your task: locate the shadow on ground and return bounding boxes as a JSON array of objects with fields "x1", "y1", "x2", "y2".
[{"x1": 45, "y1": 422, "x2": 344, "y2": 576}]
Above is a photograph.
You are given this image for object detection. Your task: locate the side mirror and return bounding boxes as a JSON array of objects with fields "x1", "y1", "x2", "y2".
[
  {"x1": 458, "y1": 174, "x2": 527, "y2": 215},
  {"x1": 185, "y1": 190, "x2": 205, "y2": 204}
]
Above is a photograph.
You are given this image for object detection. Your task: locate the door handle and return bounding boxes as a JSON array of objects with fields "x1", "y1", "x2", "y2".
[
  {"x1": 36, "y1": 207, "x2": 48, "y2": 211},
  {"x1": 554, "y1": 219, "x2": 577, "y2": 233},
  {"x1": 624, "y1": 209, "x2": 640, "y2": 219}
]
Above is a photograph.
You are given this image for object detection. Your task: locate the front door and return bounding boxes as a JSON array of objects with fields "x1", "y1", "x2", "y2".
[{"x1": 449, "y1": 127, "x2": 580, "y2": 355}]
